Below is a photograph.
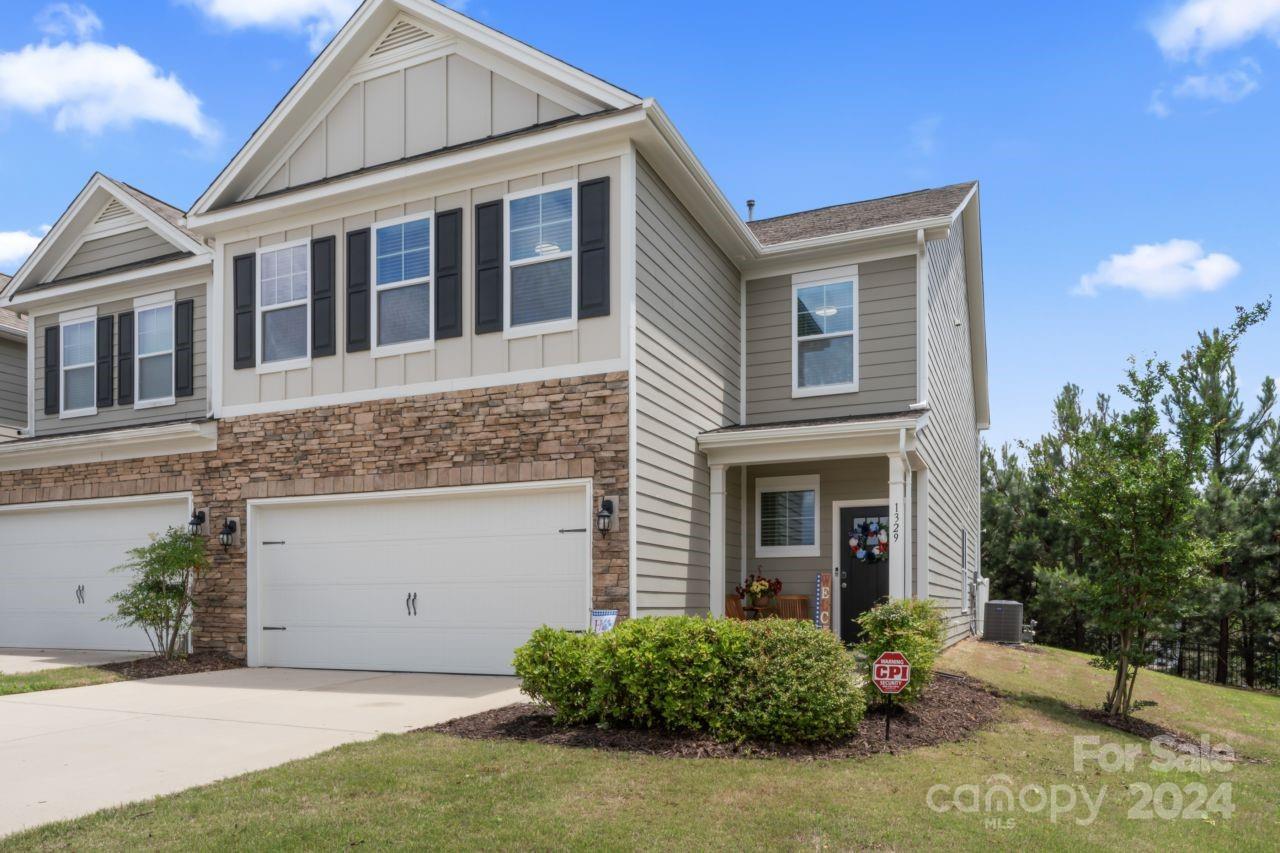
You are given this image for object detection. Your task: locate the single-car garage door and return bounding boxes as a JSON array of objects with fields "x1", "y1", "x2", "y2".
[
  {"x1": 0, "y1": 494, "x2": 191, "y2": 651},
  {"x1": 251, "y1": 482, "x2": 592, "y2": 675}
]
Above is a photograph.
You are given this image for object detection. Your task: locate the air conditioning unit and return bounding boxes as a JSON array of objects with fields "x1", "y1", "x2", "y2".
[{"x1": 983, "y1": 600, "x2": 1024, "y2": 644}]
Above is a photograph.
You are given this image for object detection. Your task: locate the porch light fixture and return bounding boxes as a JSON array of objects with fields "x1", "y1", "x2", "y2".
[
  {"x1": 218, "y1": 519, "x2": 238, "y2": 550},
  {"x1": 188, "y1": 510, "x2": 206, "y2": 536},
  {"x1": 596, "y1": 499, "x2": 615, "y2": 535}
]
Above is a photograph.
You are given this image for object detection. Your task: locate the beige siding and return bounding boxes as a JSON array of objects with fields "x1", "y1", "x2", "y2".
[
  {"x1": 57, "y1": 229, "x2": 176, "y2": 281},
  {"x1": 915, "y1": 218, "x2": 982, "y2": 646},
  {"x1": 34, "y1": 283, "x2": 209, "y2": 437},
  {"x1": 745, "y1": 256, "x2": 916, "y2": 423},
  {"x1": 0, "y1": 336, "x2": 24, "y2": 428},
  {"x1": 634, "y1": 156, "x2": 742, "y2": 615},
  {"x1": 222, "y1": 156, "x2": 623, "y2": 409},
  {"x1": 255, "y1": 54, "x2": 580, "y2": 197}
]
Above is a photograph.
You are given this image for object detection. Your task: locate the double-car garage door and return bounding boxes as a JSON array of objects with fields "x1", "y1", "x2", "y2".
[{"x1": 251, "y1": 482, "x2": 592, "y2": 675}]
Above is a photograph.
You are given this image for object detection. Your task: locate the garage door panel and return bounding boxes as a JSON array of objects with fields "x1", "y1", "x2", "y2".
[{"x1": 262, "y1": 625, "x2": 547, "y2": 675}]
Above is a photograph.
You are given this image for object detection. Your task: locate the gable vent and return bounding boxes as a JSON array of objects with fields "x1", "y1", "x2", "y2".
[
  {"x1": 370, "y1": 20, "x2": 433, "y2": 57},
  {"x1": 95, "y1": 199, "x2": 130, "y2": 225}
]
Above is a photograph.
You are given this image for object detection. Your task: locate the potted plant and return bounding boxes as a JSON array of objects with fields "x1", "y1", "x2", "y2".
[{"x1": 736, "y1": 573, "x2": 783, "y2": 609}]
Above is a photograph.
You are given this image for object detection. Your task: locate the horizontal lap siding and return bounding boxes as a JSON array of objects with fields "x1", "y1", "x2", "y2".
[
  {"x1": 745, "y1": 256, "x2": 916, "y2": 422},
  {"x1": 915, "y1": 218, "x2": 981, "y2": 646},
  {"x1": 0, "y1": 337, "x2": 24, "y2": 428},
  {"x1": 635, "y1": 156, "x2": 741, "y2": 615},
  {"x1": 57, "y1": 229, "x2": 175, "y2": 280}
]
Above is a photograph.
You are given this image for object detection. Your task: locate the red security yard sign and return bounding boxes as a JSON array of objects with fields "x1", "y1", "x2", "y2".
[{"x1": 872, "y1": 651, "x2": 911, "y2": 694}]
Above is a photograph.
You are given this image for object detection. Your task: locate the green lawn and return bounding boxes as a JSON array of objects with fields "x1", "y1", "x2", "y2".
[
  {"x1": 6, "y1": 643, "x2": 1279, "y2": 851},
  {"x1": 0, "y1": 667, "x2": 123, "y2": 696}
]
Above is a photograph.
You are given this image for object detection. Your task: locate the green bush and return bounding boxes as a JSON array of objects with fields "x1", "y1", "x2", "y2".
[
  {"x1": 513, "y1": 616, "x2": 865, "y2": 743},
  {"x1": 107, "y1": 527, "x2": 208, "y2": 659},
  {"x1": 855, "y1": 598, "x2": 945, "y2": 705}
]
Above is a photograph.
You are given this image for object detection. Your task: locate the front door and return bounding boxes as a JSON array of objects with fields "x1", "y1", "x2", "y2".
[{"x1": 838, "y1": 505, "x2": 890, "y2": 644}]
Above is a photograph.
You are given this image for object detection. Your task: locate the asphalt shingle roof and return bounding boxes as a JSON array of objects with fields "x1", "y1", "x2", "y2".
[{"x1": 747, "y1": 181, "x2": 976, "y2": 246}]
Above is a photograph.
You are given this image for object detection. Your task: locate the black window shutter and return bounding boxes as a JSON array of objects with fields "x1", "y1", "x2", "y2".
[
  {"x1": 233, "y1": 253, "x2": 256, "y2": 369},
  {"x1": 96, "y1": 316, "x2": 114, "y2": 408},
  {"x1": 43, "y1": 326, "x2": 59, "y2": 416},
  {"x1": 578, "y1": 177, "x2": 610, "y2": 319},
  {"x1": 311, "y1": 237, "x2": 336, "y2": 357},
  {"x1": 175, "y1": 299, "x2": 195, "y2": 397},
  {"x1": 346, "y1": 229, "x2": 371, "y2": 352},
  {"x1": 474, "y1": 200, "x2": 503, "y2": 334},
  {"x1": 117, "y1": 311, "x2": 134, "y2": 405},
  {"x1": 435, "y1": 208, "x2": 463, "y2": 339}
]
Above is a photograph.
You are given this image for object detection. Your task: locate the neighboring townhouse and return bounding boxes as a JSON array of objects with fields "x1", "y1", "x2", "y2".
[
  {"x1": 0, "y1": 0, "x2": 988, "y2": 673},
  {"x1": 0, "y1": 276, "x2": 26, "y2": 440}
]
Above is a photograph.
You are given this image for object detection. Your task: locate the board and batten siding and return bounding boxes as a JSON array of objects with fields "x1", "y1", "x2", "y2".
[
  {"x1": 634, "y1": 156, "x2": 741, "y2": 615},
  {"x1": 914, "y1": 217, "x2": 982, "y2": 646},
  {"x1": 744, "y1": 256, "x2": 917, "y2": 424},
  {"x1": 0, "y1": 336, "x2": 25, "y2": 428},
  {"x1": 222, "y1": 156, "x2": 623, "y2": 408},
  {"x1": 34, "y1": 283, "x2": 208, "y2": 437},
  {"x1": 56, "y1": 229, "x2": 176, "y2": 281}
]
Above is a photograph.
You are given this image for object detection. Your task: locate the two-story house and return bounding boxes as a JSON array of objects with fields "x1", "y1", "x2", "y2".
[{"x1": 0, "y1": 0, "x2": 988, "y2": 674}]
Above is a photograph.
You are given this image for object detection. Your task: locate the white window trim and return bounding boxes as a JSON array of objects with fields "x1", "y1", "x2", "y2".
[
  {"x1": 134, "y1": 300, "x2": 176, "y2": 410},
  {"x1": 755, "y1": 474, "x2": 821, "y2": 558},
  {"x1": 503, "y1": 180, "x2": 578, "y2": 340},
  {"x1": 256, "y1": 238, "x2": 312, "y2": 374},
  {"x1": 58, "y1": 314, "x2": 97, "y2": 420},
  {"x1": 791, "y1": 266, "x2": 859, "y2": 398},
  {"x1": 371, "y1": 211, "x2": 436, "y2": 358}
]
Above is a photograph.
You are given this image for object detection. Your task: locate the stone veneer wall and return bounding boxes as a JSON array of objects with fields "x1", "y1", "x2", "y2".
[{"x1": 0, "y1": 373, "x2": 630, "y2": 658}]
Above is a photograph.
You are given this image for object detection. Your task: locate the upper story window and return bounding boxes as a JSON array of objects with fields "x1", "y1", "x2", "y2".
[
  {"x1": 506, "y1": 183, "x2": 575, "y2": 336},
  {"x1": 258, "y1": 242, "x2": 310, "y2": 369},
  {"x1": 373, "y1": 214, "x2": 432, "y2": 353},
  {"x1": 792, "y1": 266, "x2": 858, "y2": 397},
  {"x1": 135, "y1": 299, "x2": 175, "y2": 407},
  {"x1": 756, "y1": 475, "x2": 820, "y2": 558},
  {"x1": 60, "y1": 316, "x2": 96, "y2": 418}
]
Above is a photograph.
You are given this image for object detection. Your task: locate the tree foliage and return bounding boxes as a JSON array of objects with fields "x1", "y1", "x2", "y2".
[{"x1": 106, "y1": 527, "x2": 208, "y2": 659}]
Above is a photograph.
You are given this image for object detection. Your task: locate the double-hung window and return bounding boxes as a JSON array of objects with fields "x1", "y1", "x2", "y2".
[
  {"x1": 60, "y1": 316, "x2": 96, "y2": 418},
  {"x1": 756, "y1": 475, "x2": 820, "y2": 558},
  {"x1": 792, "y1": 266, "x2": 858, "y2": 396},
  {"x1": 373, "y1": 213, "x2": 432, "y2": 352},
  {"x1": 135, "y1": 298, "x2": 175, "y2": 407},
  {"x1": 258, "y1": 241, "x2": 310, "y2": 369},
  {"x1": 505, "y1": 183, "x2": 575, "y2": 336}
]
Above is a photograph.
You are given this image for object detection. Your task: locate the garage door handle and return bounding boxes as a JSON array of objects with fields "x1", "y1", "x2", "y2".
[
  {"x1": 406, "y1": 593, "x2": 412, "y2": 616},
  {"x1": 411, "y1": 592, "x2": 418, "y2": 616},
  {"x1": 263, "y1": 626, "x2": 287, "y2": 631},
  {"x1": 559, "y1": 528, "x2": 587, "y2": 534}
]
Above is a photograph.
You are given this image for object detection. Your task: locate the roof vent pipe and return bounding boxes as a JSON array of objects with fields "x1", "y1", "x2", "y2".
[{"x1": 746, "y1": 199, "x2": 756, "y2": 221}]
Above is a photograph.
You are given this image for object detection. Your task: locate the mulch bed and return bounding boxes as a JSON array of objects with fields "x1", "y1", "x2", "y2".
[
  {"x1": 95, "y1": 653, "x2": 244, "y2": 680},
  {"x1": 427, "y1": 671, "x2": 1003, "y2": 760},
  {"x1": 1079, "y1": 709, "x2": 1243, "y2": 764}
]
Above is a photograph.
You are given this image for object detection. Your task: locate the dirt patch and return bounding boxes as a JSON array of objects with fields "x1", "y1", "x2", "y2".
[
  {"x1": 1079, "y1": 709, "x2": 1244, "y2": 764},
  {"x1": 96, "y1": 653, "x2": 244, "y2": 680},
  {"x1": 427, "y1": 671, "x2": 1003, "y2": 760}
]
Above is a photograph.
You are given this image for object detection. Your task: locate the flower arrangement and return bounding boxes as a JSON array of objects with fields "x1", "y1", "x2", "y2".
[
  {"x1": 736, "y1": 573, "x2": 783, "y2": 606},
  {"x1": 849, "y1": 521, "x2": 890, "y2": 563}
]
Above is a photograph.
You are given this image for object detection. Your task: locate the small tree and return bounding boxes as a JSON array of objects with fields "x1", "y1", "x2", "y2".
[{"x1": 106, "y1": 527, "x2": 208, "y2": 659}]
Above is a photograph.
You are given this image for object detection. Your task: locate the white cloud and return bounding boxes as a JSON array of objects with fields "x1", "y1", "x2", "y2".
[
  {"x1": 1076, "y1": 239, "x2": 1241, "y2": 298},
  {"x1": 36, "y1": 3, "x2": 103, "y2": 41},
  {"x1": 0, "y1": 40, "x2": 216, "y2": 142},
  {"x1": 0, "y1": 226, "x2": 51, "y2": 271},
  {"x1": 1151, "y1": 0, "x2": 1280, "y2": 60},
  {"x1": 1173, "y1": 58, "x2": 1261, "y2": 100},
  {"x1": 183, "y1": 0, "x2": 471, "y2": 52}
]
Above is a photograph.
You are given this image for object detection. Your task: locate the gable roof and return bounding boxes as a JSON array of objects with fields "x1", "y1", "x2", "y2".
[
  {"x1": 190, "y1": 0, "x2": 643, "y2": 215},
  {"x1": 747, "y1": 182, "x2": 977, "y2": 246},
  {"x1": 0, "y1": 275, "x2": 23, "y2": 338}
]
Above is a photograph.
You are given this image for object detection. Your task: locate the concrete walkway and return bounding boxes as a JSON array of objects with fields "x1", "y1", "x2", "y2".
[
  {"x1": 0, "y1": 667, "x2": 522, "y2": 837},
  {"x1": 0, "y1": 648, "x2": 143, "y2": 674}
]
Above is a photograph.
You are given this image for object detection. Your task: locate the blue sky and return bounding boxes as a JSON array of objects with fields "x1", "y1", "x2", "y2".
[{"x1": 0, "y1": 0, "x2": 1276, "y2": 448}]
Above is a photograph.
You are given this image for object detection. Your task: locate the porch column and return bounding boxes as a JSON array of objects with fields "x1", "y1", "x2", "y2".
[
  {"x1": 709, "y1": 463, "x2": 727, "y2": 617},
  {"x1": 888, "y1": 455, "x2": 908, "y2": 599}
]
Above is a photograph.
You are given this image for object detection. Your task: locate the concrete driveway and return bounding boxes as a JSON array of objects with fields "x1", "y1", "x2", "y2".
[
  {"x1": 0, "y1": 648, "x2": 142, "y2": 674},
  {"x1": 0, "y1": 667, "x2": 522, "y2": 838}
]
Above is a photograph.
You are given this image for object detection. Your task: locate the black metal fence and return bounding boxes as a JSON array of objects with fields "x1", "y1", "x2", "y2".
[{"x1": 1144, "y1": 639, "x2": 1280, "y2": 691}]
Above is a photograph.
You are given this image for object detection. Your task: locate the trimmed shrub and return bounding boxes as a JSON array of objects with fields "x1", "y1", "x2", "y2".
[
  {"x1": 513, "y1": 616, "x2": 865, "y2": 743},
  {"x1": 855, "y1": 598, "x2": 945, "y2": 705}
]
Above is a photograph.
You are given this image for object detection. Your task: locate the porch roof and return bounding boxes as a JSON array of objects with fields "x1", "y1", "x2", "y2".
[{"x1": 698, "y1": 409, "x2": 927, "y2": 467}]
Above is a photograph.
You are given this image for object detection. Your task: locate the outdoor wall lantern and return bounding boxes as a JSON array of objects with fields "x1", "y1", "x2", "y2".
[
  {"x1": 188, "y1": 510, "x2": 206, "y2": 536},
  {"x1": 596, "y1": 499, "x2": 615, "y2": 535},
  {"x1": 219, "y1": 519, "x2": 238, "y2": 550}
]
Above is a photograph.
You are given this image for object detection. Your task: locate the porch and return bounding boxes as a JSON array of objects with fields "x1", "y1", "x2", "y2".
[{"x1": 698, "y1": 412, "x2": 927, "y2": 643}]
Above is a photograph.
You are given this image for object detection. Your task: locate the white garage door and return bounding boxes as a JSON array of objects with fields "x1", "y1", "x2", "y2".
[
  {"x1": 0, "y1": 495, "x2": 191, "y2": 652},
  {"x1": 252, "y1": 483, "x2": 591, "y2": 675}
]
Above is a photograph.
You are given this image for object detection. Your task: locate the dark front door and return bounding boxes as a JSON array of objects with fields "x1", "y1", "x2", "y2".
[{"x1": 838, "y1": 505, "x2": 890, "y2": 644}]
